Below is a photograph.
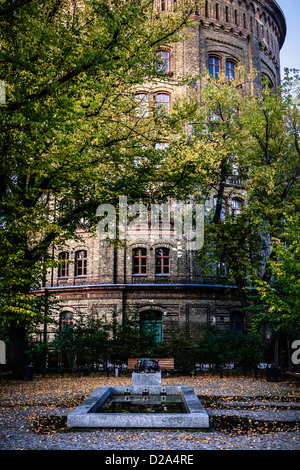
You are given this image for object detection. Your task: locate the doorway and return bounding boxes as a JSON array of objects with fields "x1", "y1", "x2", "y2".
[{"x1": 140, "y1": 310, "x2": 163, "y2": 343}]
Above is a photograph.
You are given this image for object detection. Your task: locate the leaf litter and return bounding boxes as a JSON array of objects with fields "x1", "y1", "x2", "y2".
[{"x1": 0, "y1": 373, "x2": 299, "y2": 449}]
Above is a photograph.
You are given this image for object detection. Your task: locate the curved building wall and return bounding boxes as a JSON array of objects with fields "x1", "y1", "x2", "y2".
[
  {"x1": 157, "y1": 0, "x2": 286, "y2": 93},
  {"x1": 41, "y1": 0, "x2": 286, "y2": 342}
]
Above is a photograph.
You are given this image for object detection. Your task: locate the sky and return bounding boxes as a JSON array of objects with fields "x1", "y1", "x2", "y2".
[{"x1": 277, "y1": 0, "x2": 300, "y2": 75}]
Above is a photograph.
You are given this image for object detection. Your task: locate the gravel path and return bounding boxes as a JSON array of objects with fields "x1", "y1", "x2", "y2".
[{"x1": 0, "y1": 374, "x2": 299, "y2": 451}]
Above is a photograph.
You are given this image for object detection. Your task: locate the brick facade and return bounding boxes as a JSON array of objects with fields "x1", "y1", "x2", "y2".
[{"x1": 40, "y1": 0, "x2": 286, "y2": 342}]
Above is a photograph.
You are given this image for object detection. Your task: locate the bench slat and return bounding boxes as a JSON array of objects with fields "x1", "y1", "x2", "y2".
[
  {"x1": 285, "y1": 371, "x2": 300, "y2": 378},
  {"x1": 127, "y1": 358, "x2": 174, "y2": 370}
]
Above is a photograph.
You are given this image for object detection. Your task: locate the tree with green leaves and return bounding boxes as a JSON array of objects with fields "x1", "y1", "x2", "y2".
[
  {"x1": 189, "y1": 68, "x2": 300, "y2": 330},
  {"x1": 0, "y1": 0, "x2": 200, "y2": 371},
  {"x1": 251, "y1": 213, "x2": 300, "y2": 333}
]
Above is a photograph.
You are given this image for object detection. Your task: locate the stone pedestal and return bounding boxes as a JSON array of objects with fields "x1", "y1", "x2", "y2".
[{"x1": 131, "y1": 371, "x2": 161, "y2": 386}]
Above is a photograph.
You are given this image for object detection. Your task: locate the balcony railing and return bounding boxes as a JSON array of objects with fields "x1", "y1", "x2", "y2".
[{"x1": 226, "y1": 175, "x2": 245, "y2": 187}]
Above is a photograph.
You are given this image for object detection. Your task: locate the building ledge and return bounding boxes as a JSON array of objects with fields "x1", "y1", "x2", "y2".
[{"x1": 33, "y1": 283, "x2": 257, "y2": 294}]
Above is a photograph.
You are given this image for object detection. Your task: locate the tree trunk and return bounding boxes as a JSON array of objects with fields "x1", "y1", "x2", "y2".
[
  {"x1": 235, "y1": 275, "x2": 250, "y2": 331},
  {"x1": 7, "y1": 323, "x2": 26, "y2": 375}
]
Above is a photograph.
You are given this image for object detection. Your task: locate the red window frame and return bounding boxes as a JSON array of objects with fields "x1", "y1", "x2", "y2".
[
  {"x1": 58, "y1": 252, "x2": 69, "y2": 278},
  {"x1": 155, "y1": 247, "x2": 170, "y2": 275},
  {"x1": 209, "y1": 56, "x2": 220, "y2": 78},
  {"x1": 156, "y1": 50, "x2": 170, "y2": 73},
  {"x1": 155, "y1": 93, "x2": 170, "y2": 114},
  {"x1": 226, "y1": 60, "x2": 236, "y2": 81},
  {"x1": 60, "y1": 311, "x2": 74, "y2": 330},
  {"x1": 75, "y1": 250, "x2": 87, "y2": 276},
  {"x1": 132, "y1": 248, "x2": 147, "y2": 275}
]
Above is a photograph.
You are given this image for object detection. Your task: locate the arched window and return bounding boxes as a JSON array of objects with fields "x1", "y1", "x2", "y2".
[
  {"x1": 209, "y1": 56, "x2": 220, "y2": 78},
  {"x1": 262, "y1": 74, "x2": 274, "y2": 90},
  {"x1": 155, "y1": 93, "x2": 170, "y2": 114},
  {"x1": 60, "y1": 311, "x2": 74, "y2": 330},
  {"x1": 58, "y1": 252, "x2": 69, "y2": 278},
  {"x1": 75, "y1": 250, "x2": 87, "y2": 276},
  {"x1": 132, "y1": 248, "x2": 147, "y2": 275},
  {"x1": 135, "y1": 93, "x2": 149, "y2": 117},
  {"x1": 226, "y1": 60, "x2": 236, "y2": 81},
  {"x1": 155, "y1": 247, "x2": 170, "y2": 275},
  {"x1": 208, "y1": 56, "x2": 238, "y2": 81}
]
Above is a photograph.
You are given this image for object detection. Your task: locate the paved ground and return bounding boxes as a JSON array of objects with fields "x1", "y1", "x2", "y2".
[{"x1": 0, "y1": 373, "x2": 299, "y2": 451}]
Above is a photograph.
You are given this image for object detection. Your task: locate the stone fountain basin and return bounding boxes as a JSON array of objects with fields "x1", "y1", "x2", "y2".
[{"x1": 67, "y1": 384, "x2": 209, "y2": 429}]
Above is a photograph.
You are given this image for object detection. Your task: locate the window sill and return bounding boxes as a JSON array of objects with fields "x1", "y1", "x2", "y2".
[{"x1": 132, "y1": 274, "x2": 148, "y2": 276}]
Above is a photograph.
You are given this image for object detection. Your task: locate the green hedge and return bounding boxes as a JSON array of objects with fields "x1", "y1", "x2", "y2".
[{"x1": 25, "y1": 317, "x2": 266, "y2": 372}]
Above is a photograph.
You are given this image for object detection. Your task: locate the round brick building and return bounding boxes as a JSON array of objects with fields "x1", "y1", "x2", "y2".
[{"x1": 41, "y1": 0, "x2": 286, "y2": 347}]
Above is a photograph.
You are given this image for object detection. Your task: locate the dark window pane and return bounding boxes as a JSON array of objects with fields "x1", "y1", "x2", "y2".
[
  {"x1": 209, "y1": 57, "x2": 220, "y2": 77},
  {"x1": 61, "y1": 311, "x2": 74, "y2": 329},
  {"x1": 155, "y1": 247, "x2": 170, "y2": 274},
  {"x1": 58, "y1": 252, "x2": 69, "y2": 278},
  {"x1": 226, "y1": 60, "x2": 235, "y2": 81}
]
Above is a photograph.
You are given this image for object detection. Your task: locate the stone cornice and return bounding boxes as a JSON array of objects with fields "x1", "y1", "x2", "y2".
[
  {"x1": 246, "y1": 0, "x2": 286, "y2": 48},
  {"x1": 201, "y1": 19, "x2": 249, "y2": 42},
  {"x1": 195, "y1": 0, "x2": 286, "y2": 50}
]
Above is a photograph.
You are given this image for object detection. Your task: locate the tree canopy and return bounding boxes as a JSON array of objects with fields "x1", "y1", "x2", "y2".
[
  {"x1": 252, "y1": 213, "x2": 300, "y2": 332},
  {"x1": 189, "y1": 68, "x2": 300, "y2": 329},
  {"x1": 0, "y1": 0, "x2": 202, "y2": 369},
  {"x1": 0, "y1": 0, "x2": 199, "y2": 329}
]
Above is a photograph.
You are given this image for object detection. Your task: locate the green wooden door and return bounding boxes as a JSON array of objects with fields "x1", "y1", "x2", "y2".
[{"x1": 140, "y1": 311, "x2": 162, "y2": 343}]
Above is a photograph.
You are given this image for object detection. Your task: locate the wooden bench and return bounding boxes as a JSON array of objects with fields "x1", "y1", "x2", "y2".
[
  {"x1": 285, "y1": 364, "x2": 300, "y2": 379},
  {"x1": 128, "y1": 358, "x2": 174, "y2": 377},
  {"x1": 0, "y1": 366, "x2": 13, "y2": 380},
  {"x1": 0, "y1": 370, "x2": 13, "y2": 377},
  {"x1": 286, "y1": 371, "x2": 300, "y2": 378}
]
